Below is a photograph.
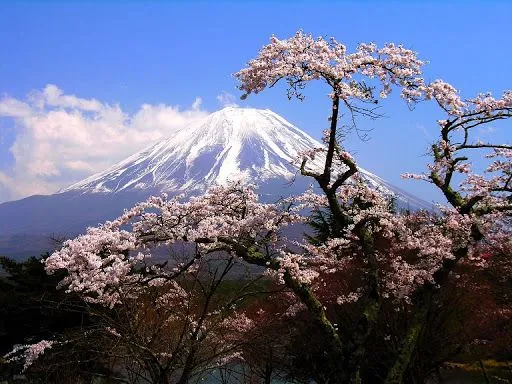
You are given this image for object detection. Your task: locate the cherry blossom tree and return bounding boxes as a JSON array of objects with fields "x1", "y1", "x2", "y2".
[
  {"x1": 5, "y1": 31, "x2": 511, "y2": 384},
  {"x1": 3, "y1": 250, "x2": 268, "y2": 383},
  {"x1": 234, "y1": 31, "x2": 511, "y2": 383}
]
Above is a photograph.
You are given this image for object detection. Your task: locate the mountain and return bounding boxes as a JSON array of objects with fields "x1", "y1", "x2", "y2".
[
  {"x1": 0, "y1": 107, "x2": 431, "y2": 259},
  {"x1": 60, "y1": 107, "x2": 429, "y2": 207},
  {"x1": 61, "y1": 107, "x2": 322, "y2": 195}
]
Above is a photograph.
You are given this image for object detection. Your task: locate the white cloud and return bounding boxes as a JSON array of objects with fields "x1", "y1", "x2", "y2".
[
  {"x1": 216, "y1": 91, "x2": 239, "y2": 108},
  {"x1": 0, "y1": 97, "x2": 32, "y2": 118},
  {"x1": 32, "y1": 84, "x2": 104, "y2": 111},
  {"x1": 0, "y1": 84, "x2": 209, "y2": 203}
]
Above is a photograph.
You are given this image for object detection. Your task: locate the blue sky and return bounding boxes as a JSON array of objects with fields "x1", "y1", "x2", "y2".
[{"x1": 0, "y1": 1, "x2": 510, "y2": 203}]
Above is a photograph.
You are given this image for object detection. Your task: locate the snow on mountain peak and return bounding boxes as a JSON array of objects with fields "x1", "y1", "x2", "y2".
[{"x1": 62, "y1": 107, "x2": 322, "y2": 194}]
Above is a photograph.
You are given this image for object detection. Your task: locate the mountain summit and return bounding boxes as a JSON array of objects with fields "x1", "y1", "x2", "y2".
[{"x1": 62, "y1": 107, "x2": 322, "y2": 194}]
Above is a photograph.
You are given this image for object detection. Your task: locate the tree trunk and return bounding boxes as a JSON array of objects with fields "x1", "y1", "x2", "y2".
[{"x1": 384, "y1": 292, "x2": 431, "y2": 384}]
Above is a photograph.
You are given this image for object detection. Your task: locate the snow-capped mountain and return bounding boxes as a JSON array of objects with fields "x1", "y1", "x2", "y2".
[
  {"x1": 0, "y1": 107, "x2": 431, "y2": 259},
  {"x1": 61, "y1": 107, "x2": 430, "y2": 210},
  {"x1": 62, "y1": 107, "x2": 321, "y2": 194}
]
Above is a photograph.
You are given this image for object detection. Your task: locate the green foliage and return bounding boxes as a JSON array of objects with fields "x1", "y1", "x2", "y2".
[
  {"x1": 305, "y1": 209, "x2": 337, "y2": 246},
  {"x1": 0, "y1": 254, "x2": 60, "y2": 293},
  {"x1": 306, "y1": 196, "x2": 399, "y2": 247}
]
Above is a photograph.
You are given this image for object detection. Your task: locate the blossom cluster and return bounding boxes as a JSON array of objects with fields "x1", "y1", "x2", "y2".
[
  {"x1": 402, "y1": 83, "x2": 511, "y2": 219},
  {"x1": 3, "y1": 340, "x2": 55, "y2": 372},
  {"x1": 290, "y1": 181, "x2": 491, "y2": 302},
  {"x1": 235, "y1": 31, "x2": 426, "y2": 103},
  {"x1": 44, "y1": 182, "x2": 300, "y2": 306}
]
